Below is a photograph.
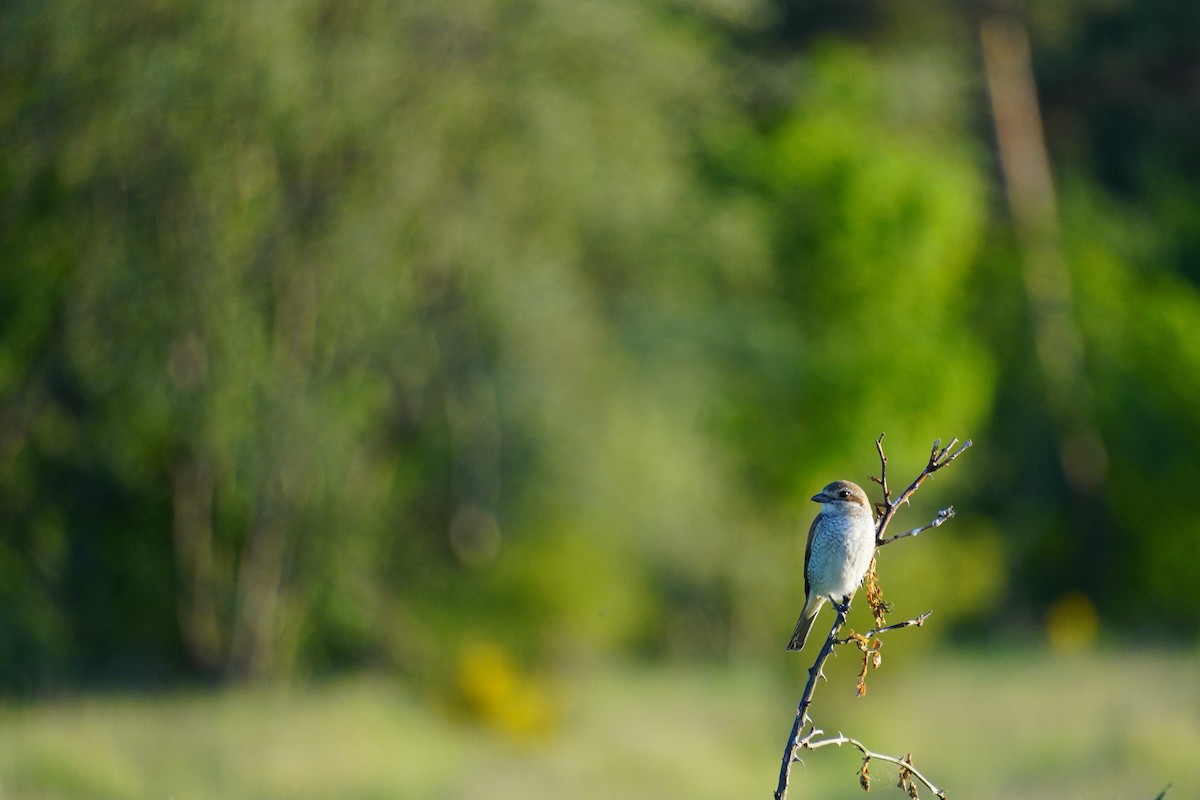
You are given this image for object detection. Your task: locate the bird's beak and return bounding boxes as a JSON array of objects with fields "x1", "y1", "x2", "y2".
[{"x1": 810, "y1": 491, "x2": 827, "y2": 503}]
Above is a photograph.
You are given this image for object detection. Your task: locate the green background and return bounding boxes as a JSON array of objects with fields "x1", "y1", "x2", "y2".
[{"x1": 1, "y1": 1, "x2": 1198, "y2": 796}]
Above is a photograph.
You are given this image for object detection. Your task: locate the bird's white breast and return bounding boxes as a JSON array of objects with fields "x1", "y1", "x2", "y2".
[{"x1": 807, "y1": 505, "x2": 876, "y2": 602}]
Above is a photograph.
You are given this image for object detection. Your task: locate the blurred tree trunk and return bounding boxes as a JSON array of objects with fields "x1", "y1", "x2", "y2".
[
  {"x1": 228, "y1": 507, "x2": 289, "y2": 678},
  {"x1": 224, "y1": 263, "x2": 320, "y2": 679},
  {"x1": 172, "y1": 457, "x2": 225, "y2": 674},
  {"x1": 981, "y1": 11, "x2": 1112, "y2": 593}
]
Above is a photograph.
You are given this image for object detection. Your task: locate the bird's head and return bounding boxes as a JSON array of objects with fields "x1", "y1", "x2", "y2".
[{"x1": 811, "y1": 480, "x2": 871, "y2": 512}]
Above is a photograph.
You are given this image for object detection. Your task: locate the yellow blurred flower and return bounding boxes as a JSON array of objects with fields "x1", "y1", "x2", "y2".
[
  {"x1": 455, "y1": 641, "x2": 559, "y2": 740},
  {"x1": 1045, "y1": 592, "x2": 1099, "y2": 653}
]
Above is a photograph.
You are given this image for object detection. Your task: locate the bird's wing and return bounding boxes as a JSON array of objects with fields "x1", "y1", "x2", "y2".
[{"x1": 803, "y1": 512, "x2": 822, "y2": 598}]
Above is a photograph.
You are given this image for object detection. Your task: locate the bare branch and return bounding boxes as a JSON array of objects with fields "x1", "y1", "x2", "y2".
[
  {"x1": 870, "y1": 433, "x2": 892, "y2": 504},
  {"x1": 773, "y1": 435, "x2": 970, "y2": 799},
  {"x1": 774, "y1": 603, "x2": 849, "y2": 800},
  {"x1": 804, "y1": 735, "x2": 948, "y2": 799},
  {"x1": 880, "y1": 507, "x2": 956, "y2": 547},
  {"x1": 844, "y1": 611, "x2": 932, "y2": 696},
  {"x1": 838, "y1": 610, "x2": 932, "y2": 644},
  {"x1": 875, "y1": 437, "x2": 972, "y2": 546}
]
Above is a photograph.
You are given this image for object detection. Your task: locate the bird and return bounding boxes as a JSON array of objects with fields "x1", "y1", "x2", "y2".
[{"x1": 786, "y1": 480, "x2": 877, "y2": 652}]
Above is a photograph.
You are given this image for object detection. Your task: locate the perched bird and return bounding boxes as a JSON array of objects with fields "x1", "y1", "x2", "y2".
[{"x1": 786, "y1": 480, "x2": 877, "y2": 652}]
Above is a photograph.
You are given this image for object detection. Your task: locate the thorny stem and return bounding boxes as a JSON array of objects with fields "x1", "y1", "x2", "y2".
[
  {"x1": 774, "y1": 603, "x2": 849, "y2": 800},
  {"x1": 804, "y1": 733, "x2": 948, "y2": 800},
  {"x1": 774, "y1": 607, "x2": 933, "y2": 800}
]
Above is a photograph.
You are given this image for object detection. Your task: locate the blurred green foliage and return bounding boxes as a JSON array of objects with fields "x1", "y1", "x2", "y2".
[{"x1": 1, "y1": 0, "x2": 1199, "y2": 688}]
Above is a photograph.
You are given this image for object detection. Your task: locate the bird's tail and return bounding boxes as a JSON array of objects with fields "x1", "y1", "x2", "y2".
[{"x1": 786, "y1": 595, "x2": 825, "y2": 652}]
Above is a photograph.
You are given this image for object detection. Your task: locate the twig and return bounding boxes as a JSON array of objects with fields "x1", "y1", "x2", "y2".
[
  {"x1": 874, "y1": 433, "x2": 971, "y2": 547},
  {"x1": 804, "y1": 733, "x2": 948, "y2": 799},
  {"x1": 880, "y1": 507, "x2": 956, "y2": 546},
  {"x1": 871, "y1": 435, "x2": 891, "y2": 505},
  {"x1": 840, "y1": 612, "x2": 930, "y2": 696},
  {"x1": 837, "y1": 610, "x2": 932, "y2": 644}
]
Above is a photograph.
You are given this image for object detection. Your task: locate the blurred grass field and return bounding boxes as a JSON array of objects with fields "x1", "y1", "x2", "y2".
[{"x1": 0, "y1": 647, "x2": 1194, "y2": 800}]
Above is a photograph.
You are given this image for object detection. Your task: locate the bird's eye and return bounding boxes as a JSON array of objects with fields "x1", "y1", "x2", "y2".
[{"x1": 838, "y1": 489, "x2": 851, "y2": 499}]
